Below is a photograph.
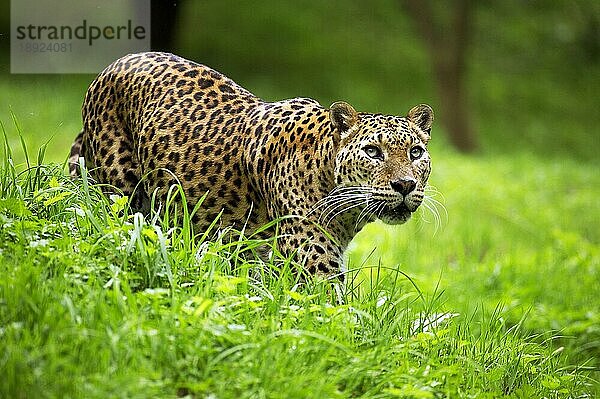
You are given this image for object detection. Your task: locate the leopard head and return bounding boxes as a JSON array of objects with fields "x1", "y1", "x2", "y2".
[{"x1": 328, "y1": 101, "x2": 434, "y2": 226}]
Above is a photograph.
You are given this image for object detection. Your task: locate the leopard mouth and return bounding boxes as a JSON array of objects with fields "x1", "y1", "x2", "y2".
[{"x1": 378, "y1": 203, "x2": 414, "y2": 225}]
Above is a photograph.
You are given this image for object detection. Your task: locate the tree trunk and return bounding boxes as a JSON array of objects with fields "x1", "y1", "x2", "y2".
[{"x1": 403, "y1": 0, "x2": 478, "y2": 152}]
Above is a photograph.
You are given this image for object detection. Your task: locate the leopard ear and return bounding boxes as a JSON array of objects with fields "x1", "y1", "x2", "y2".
[
  {"x1": 407, "y1": 104, "x2": 434, "y2": 136},
  {"x1": 330, "y1": 101, "x2": 358, "y2": 138}
]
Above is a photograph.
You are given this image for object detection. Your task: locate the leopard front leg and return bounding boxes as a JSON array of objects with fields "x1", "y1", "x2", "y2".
[{"x1": 276, "y1": 218, "x2": 345, "y2": 280}]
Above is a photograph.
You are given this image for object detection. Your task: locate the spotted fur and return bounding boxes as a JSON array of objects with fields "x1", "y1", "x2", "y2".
[{"x1": 70, "y1": 52, "x2": 434, "y2": 277}]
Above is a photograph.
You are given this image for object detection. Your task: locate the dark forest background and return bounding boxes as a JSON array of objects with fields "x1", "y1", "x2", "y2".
[{"x1": 0, "y1": 0, "x2": 598, "y2": 163}]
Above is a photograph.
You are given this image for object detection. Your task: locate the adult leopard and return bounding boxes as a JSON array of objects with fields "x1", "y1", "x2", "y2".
[{"x1": 70, "y1": 52, "x2": 434, "y2": 278}]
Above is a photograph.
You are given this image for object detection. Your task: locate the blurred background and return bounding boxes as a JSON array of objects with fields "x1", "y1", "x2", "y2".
[{"x1": 0, "y1": 0, "x2": 598, "y2": 162}]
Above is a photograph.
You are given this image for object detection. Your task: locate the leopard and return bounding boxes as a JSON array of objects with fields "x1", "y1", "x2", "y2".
[{"x1": 70, "y1": 52, "x2": 434, "y2": 279}]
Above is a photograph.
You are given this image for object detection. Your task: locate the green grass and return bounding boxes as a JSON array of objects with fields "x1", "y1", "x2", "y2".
[
  {"x1": 0, "y1": 75, "x2": 89, "y2": 165},
  {"x1": 351, "y1": 154, "x2": 600, "y2": 389},
  {"x1": 1, "y1": 117, "x2": 598, "y2": 398}
]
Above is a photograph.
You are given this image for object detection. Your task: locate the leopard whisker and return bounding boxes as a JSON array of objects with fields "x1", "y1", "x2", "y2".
[
  {"x1": 313, "y1": 194, "x2": 366, "y2": 218},
  {"x1": 354, "y1": 200, "x2": 382, "y2": 230},
  {"x1": 375, "y1": 201, "x2": 387, "y2": 219},
  {"x1": 420, "y1": 192, "x2": 448, "y2": 234},
  {"x1": 309, "y1": 186, "x2": 372, "y2": 216},
  {"x1": 324, "y1": 201, "x2": 367, "y2": 226},
  {"x1": 321, "y1": 196, "x2": 369, "y2": 224},
  {"x1": 424, "y1": 184, "x2": 446, "y2": 202},
  {"x1": 424, "y1": 195, "x2": 447, "y2": 221},
  {"x1": 420, "y1": 200, "x2": 438, "y2": 226}
]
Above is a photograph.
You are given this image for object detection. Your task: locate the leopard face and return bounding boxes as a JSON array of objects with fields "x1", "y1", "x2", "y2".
[{"x1": 329, "y1": 102, "x2": 433, "y2": 226}]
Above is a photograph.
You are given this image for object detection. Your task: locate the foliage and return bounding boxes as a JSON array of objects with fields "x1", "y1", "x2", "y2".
[{"x1": 1, "y1": 120, "x2": 597, "y2": 398}]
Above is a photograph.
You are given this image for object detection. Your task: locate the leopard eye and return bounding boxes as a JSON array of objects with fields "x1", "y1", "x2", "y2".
[
  {"x1": 363, "y1": 145, "x2": 383, "y2": 160},
  {"x1": 409, "y1": 146, "x2": 425, "y2": 161}
]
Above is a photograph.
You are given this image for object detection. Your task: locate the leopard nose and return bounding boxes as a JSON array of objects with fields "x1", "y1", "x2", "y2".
[{"x1": 390, "y1": 177, "x2": 417, "y2": 195}]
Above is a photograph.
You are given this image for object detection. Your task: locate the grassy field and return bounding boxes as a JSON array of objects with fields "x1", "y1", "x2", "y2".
[{"x1": 1, "y1": 101, "x2": 598, "y2": 398}]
